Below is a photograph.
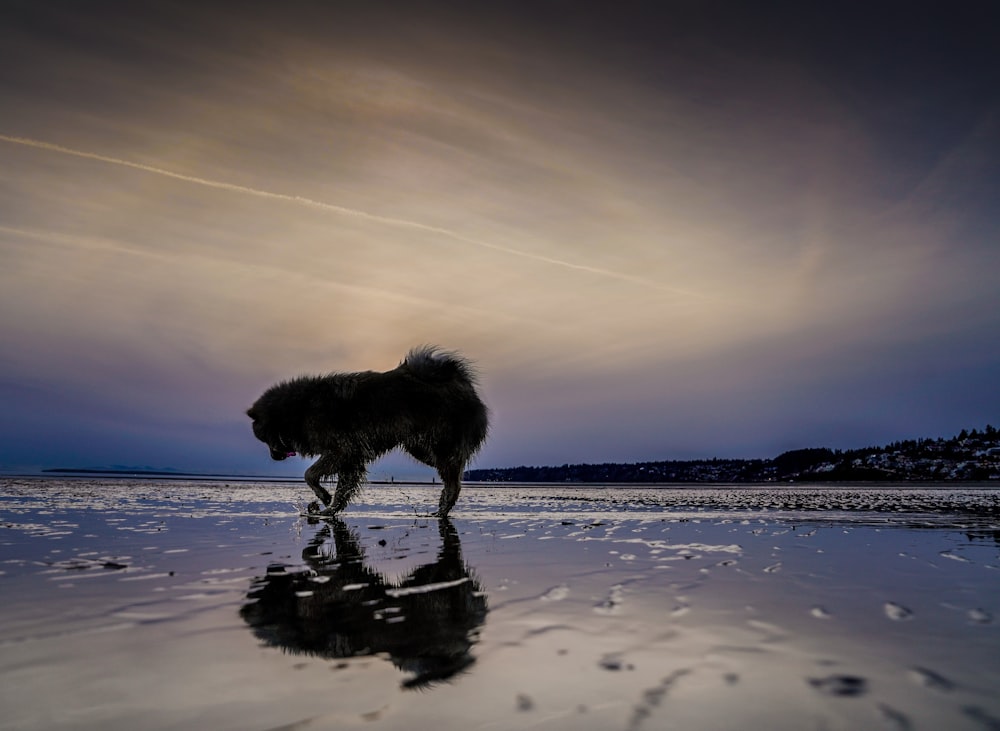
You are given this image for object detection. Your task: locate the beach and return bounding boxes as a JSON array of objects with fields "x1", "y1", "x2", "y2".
[{"x1": 1, "y1": 478, "x2": 998, "y2": 730}]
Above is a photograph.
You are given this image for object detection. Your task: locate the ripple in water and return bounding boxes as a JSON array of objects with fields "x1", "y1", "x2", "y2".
[
  {"x1": 808, "y1": 674, "x2": 868, "y2": 697},
  {"x1": 540, "y1": 585, "x2": 570, "y2": 602},
  {"x1": 968, "y1": 608, "x2": 993, "y2": 625},
  {"x1": 908, "y1": 666, "x2": 955, "y2": 692},
  {"x1": 884, "y1": 601, "x2": 914, "y2": 621}
]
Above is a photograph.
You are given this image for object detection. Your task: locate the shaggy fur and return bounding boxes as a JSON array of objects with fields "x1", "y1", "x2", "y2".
[{"x1": 247, "y1": 346, "x2": 489, "y2": 517}]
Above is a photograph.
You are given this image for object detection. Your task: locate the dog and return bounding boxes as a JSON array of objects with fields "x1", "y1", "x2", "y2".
[{"x1": 247, "y1": 346, "x2": 489, "y2": 517}]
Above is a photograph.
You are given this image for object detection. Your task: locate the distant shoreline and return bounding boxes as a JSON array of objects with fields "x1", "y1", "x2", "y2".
[
  {"x1": 0, "y1": 471, "x2": 991, "y2": 489},
  {"x1": 44, "y1": 467, "x2": 264, "y2": 477},
  {"x1": 37, "y1": 468, "x2": 305, "y2": 483},
  {"x1": 28, "y1": 468, "x2": 426, "y2": 484}
]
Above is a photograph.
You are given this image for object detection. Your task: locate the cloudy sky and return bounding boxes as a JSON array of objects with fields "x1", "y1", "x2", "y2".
[{"x1": 1, "y1": 1, "x2": 998, "y2": 477}]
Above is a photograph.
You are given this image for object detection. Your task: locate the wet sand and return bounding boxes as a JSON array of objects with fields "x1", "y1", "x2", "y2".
[{"x1": 1, "y1": 479, "x2": 998, "y2": 730}]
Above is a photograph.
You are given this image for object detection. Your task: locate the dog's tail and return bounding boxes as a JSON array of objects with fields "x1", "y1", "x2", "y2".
[{"x1": 399, "y1": 345, "x2": 479, "y2": 386}]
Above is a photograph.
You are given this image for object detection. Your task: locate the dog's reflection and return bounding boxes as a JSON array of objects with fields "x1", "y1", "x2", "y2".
[{"x1": 240, "y1": 518, "x2": 488, "y2": 688}]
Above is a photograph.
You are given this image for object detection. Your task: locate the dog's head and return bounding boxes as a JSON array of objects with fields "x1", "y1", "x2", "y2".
[{"x1": 246, "y1": 404, "x2": 297, "y2": 461}]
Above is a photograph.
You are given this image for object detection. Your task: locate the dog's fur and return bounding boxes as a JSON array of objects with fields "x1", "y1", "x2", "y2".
[{"x1": 247, "y1": 346, "x2": 489, "y2": 517}]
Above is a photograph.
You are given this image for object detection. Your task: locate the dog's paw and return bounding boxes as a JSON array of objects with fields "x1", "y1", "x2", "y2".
[{"x1": 306, "y1": 500, "x2": 322, "y2": 514}]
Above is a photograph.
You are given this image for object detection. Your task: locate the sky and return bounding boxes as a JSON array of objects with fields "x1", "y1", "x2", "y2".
[{"x1": 1, "y1": 1, "x2": 999, "y2": 478}]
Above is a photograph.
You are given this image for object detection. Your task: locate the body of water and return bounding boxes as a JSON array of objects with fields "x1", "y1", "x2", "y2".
[{"x1": 1, "y1": 479, "x2": 998, "y2": 730}]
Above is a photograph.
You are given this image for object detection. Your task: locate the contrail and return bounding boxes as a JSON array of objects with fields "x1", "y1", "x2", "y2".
[
  {"x1": 0, "y1": 223, "x2": 555, "y2": 329},
  {"x1": 0, "y1": 133, "x2": 701, "y2": 297}
]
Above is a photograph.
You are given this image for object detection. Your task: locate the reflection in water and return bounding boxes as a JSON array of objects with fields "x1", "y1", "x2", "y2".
[{"x1": 240, "y1": 518, "x2": 488, "y2": 688}]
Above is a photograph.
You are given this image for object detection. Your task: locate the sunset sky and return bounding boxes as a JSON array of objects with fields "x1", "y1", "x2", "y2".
[{"x1": 2, "y1": 1, "x2": 998, "y2": 477}]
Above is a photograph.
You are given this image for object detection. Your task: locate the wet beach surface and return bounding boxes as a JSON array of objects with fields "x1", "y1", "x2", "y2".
[{"x1": 1, "y1": 479, "x2": 999, "y2": 730}]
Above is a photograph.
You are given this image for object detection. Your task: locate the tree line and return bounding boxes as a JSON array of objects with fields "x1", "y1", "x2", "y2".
[{"x1": 465, "y1": 424, "x2": 1000, "y2": 483}]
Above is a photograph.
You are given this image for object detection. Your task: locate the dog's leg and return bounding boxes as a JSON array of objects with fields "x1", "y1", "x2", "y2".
[
  {"x1": 328, "y1": 464, "x2": 367, "y2": 514},
  {"x1": 405, "y1": 442, "x2": 462, "y2": 517},
  {"x1": 304, "y1": 455, "x2": 337, "y2": 509},
  {"x1": 434, "y1": 464, "x2": 463, "y2": 518}
]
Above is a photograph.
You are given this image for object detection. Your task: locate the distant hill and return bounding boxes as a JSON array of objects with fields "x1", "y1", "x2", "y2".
[{"x1": 465, "y1": 425, "x2": 1000, "y2": 483}]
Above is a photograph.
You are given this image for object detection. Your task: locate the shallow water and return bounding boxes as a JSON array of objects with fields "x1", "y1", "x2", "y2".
[{"x1": 1, "y1": 479, "x2": 998, "y2": 730}]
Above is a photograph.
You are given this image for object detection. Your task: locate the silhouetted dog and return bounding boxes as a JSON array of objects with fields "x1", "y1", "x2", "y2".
[
  {"x1": 240, "y1": 518, "x2": 488, "y2": 688},
  {"x1": 247, "y1": 346, "x2": 489, "y2": 516}
]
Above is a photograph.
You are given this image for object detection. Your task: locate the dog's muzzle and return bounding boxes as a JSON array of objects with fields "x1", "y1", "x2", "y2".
[{"x1": 269, "y1": 446, "x2": 296, "y2": 461}]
